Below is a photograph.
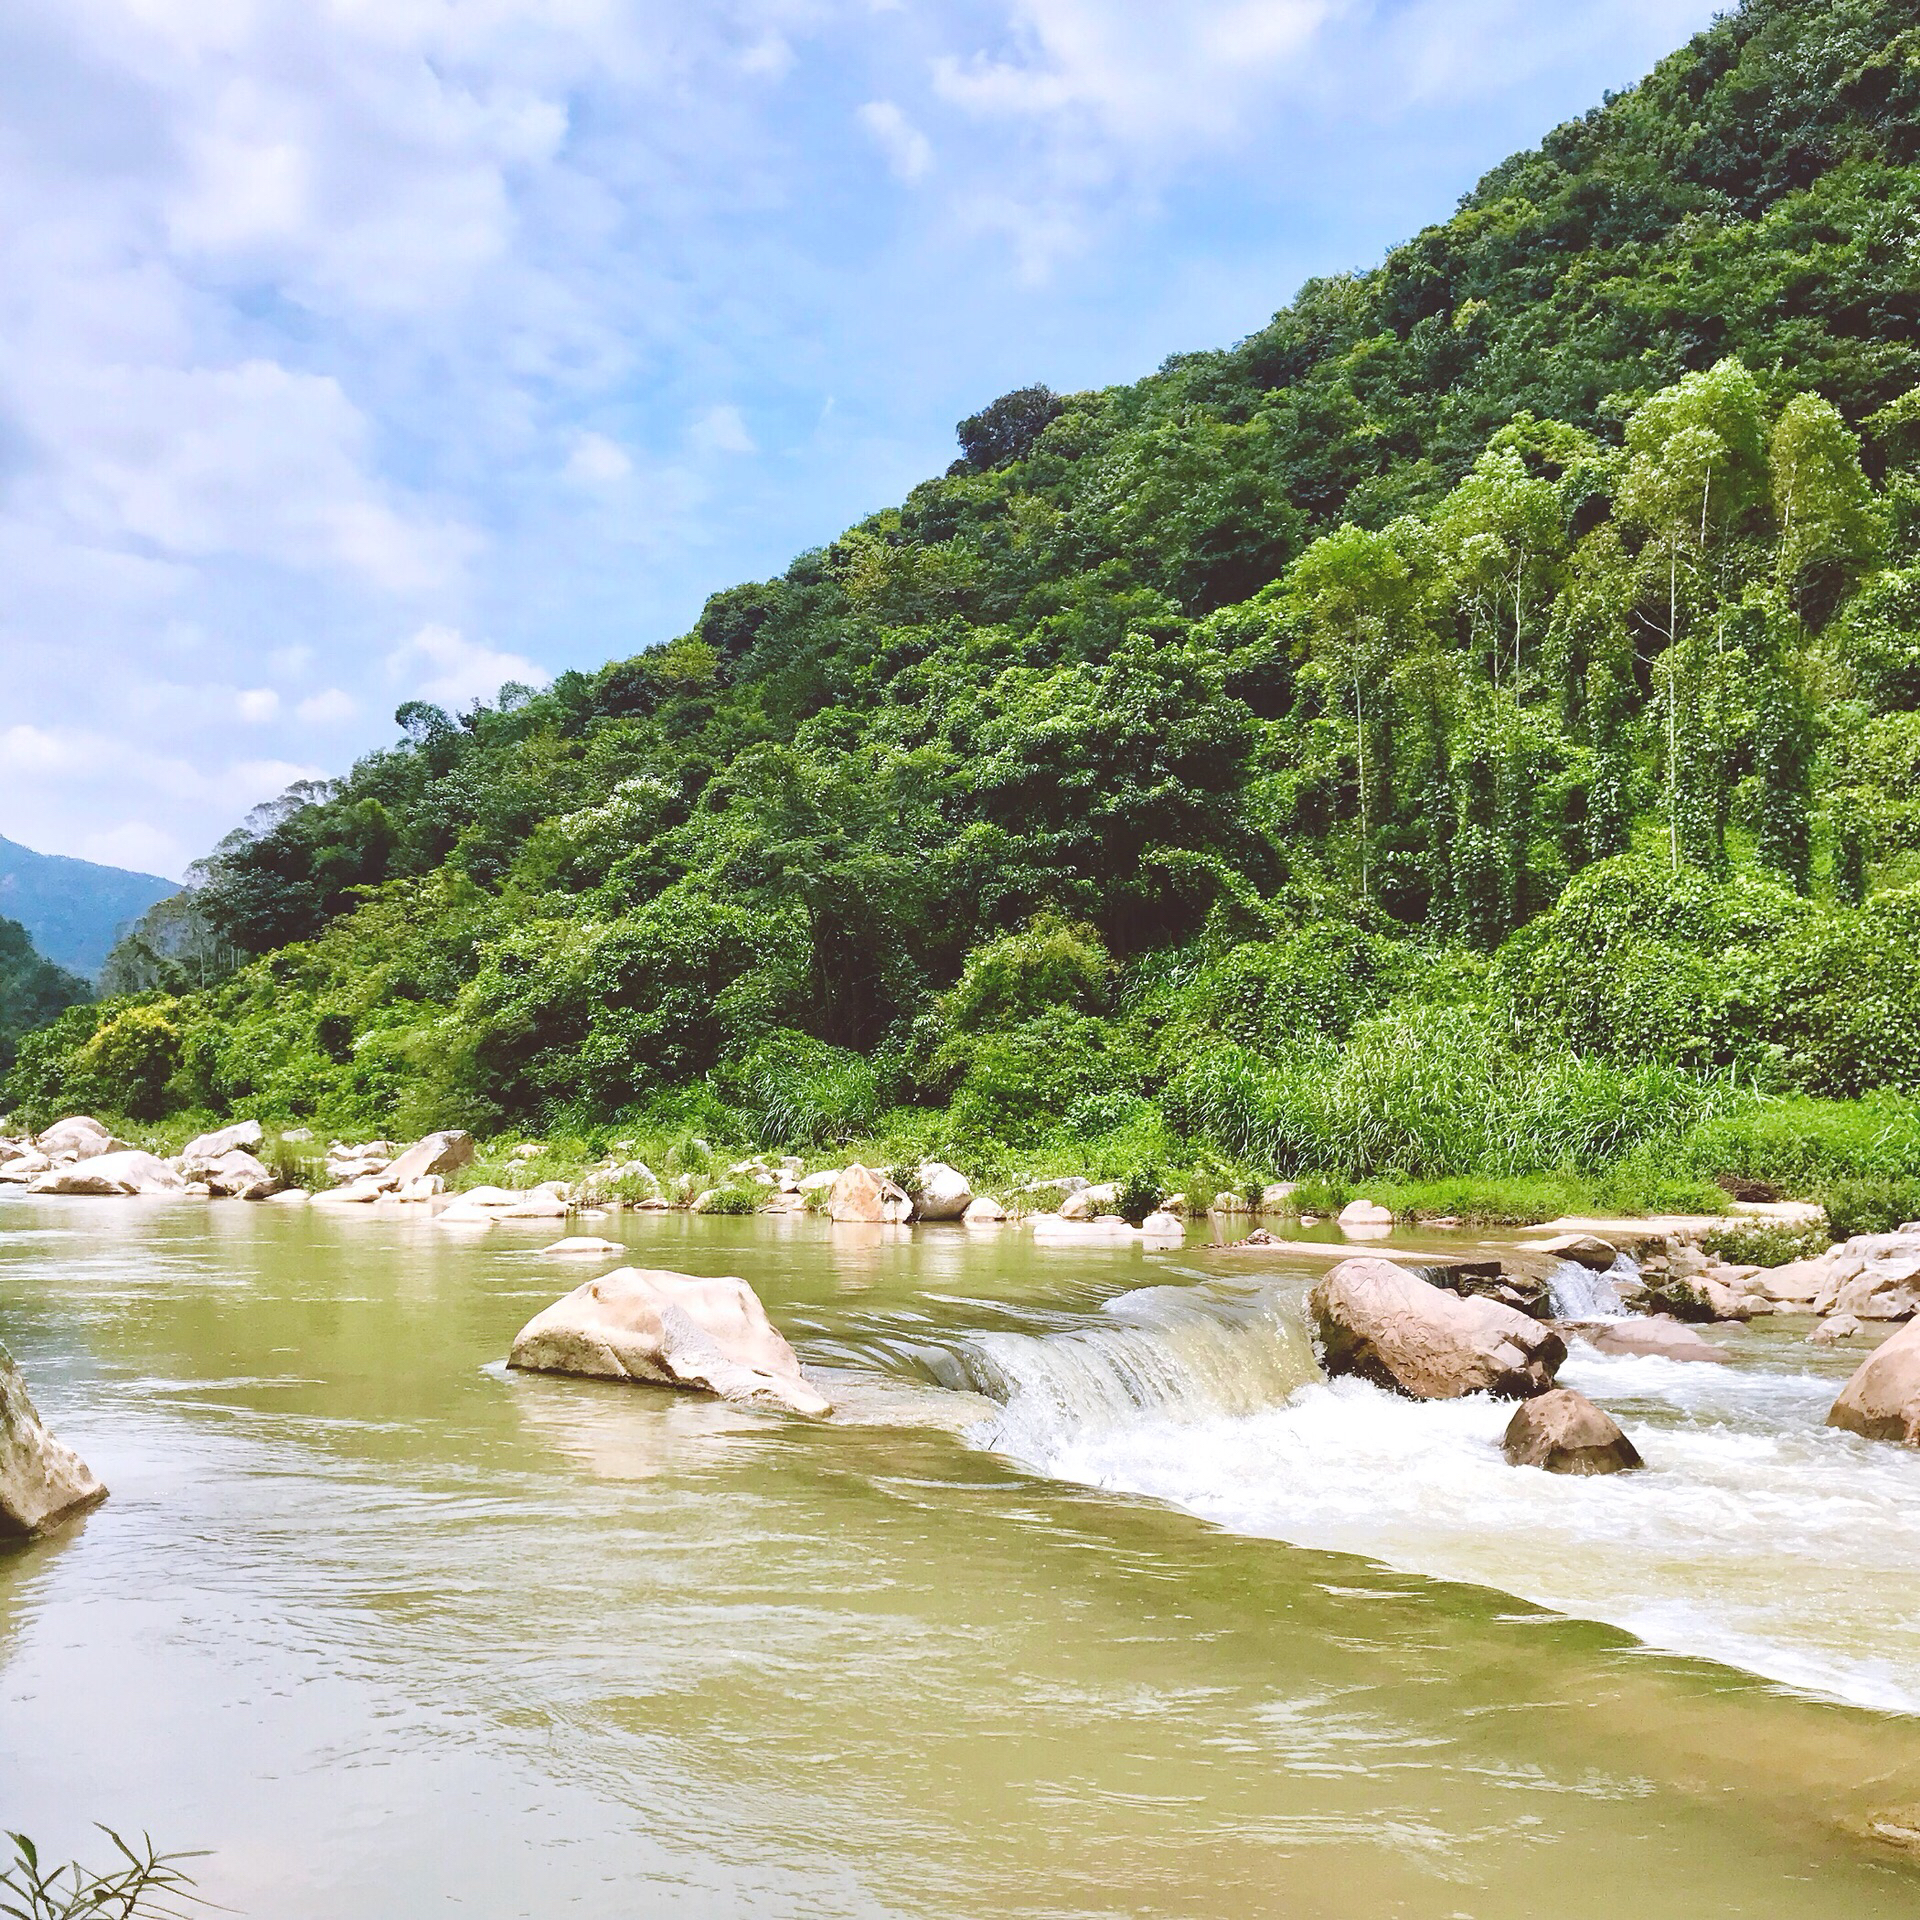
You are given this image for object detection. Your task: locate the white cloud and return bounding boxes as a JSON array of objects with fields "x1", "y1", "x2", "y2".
[
  {"x1": 236, "y1": 687, "x2": 281, "y2": 722},
  {"x1": 689, "y1": 405, "x2": 757, "y2": 457},
  {"x1": 390, "y1": 623, "x2": 548, "y2": 708},
  {"x1": 297, "y1": 688, "x2": 359, "y2": 724},
  {"x1": 858, "y1": 100, "x2": 933, "y2": 183},
  {"x1": 565, "y1": 432, "x2": 635, "y2": 486}
]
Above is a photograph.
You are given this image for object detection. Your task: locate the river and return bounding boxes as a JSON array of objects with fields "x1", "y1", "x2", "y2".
[{"x1": 2, "y1": 1197, "x2": 1917, "y2": 1916}]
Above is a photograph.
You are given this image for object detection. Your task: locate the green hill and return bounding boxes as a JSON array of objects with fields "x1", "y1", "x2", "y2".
[
  {"x1": 15, "y1": 0, "x2": 1920, "y2": 1220},
  {"x1": 0, "y1": 835, "x2": 176, "y2": 979}
]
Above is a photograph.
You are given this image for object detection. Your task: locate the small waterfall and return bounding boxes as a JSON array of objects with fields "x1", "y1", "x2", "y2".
[
  {"x1": 958, "y1": 1283, "x2": 1323, "y2": 1462},
  {"x1": 1546, "y1": 1253, "x2": 1635, "y2": 1321}
]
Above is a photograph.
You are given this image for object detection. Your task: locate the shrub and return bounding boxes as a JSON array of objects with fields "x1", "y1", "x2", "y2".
[
  {"x1": 1114, "y1": 1165, "x2": 1166, "y2": 1225},
  {"x1": 946, "y1": 1011, "x2": 1143, "y2": 1146},
  {"x1": 695, "y1": 1185, "x2": 761, "y2": 1215},
  {"x1": 733, "y1": 1030, "x2": 885, "y2": 1147},
  {"x1": 1700, "y1": 1219, "x2": 1832, "y2": 1266},
  {"x1": 78, "y1": 1001, "x2": 187, "y2": 1122},
  {"x1": 943, "y1": 912, "x2": 1112, "y2": 1034},
  {"x1": 1815, "y1": 1178, "x2": 1920, "y2": 1240}
]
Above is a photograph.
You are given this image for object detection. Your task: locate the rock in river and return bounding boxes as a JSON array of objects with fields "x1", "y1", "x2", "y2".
[
  {"x1": 1827, "y1": 1319, "x2": 1920, "y2": 1447},
  {"x1": 509, "y1": 1266, "x2": 830, "y2": 1416},
  {"x1": 28, "y1": 1151, "x2": 185, "y2": 1197},
  {"x1": 36, "y1": 1116, "x2": 128, "y2": 1161},
  {"x1": 0, "y1": 1346, "x2": 107, "y2": 1535},
  {"x1": 380, "y1": 1129, "x2": 476, "y2": 1192},
  {"x1": 1584, "y1": 1317, "x2": 1731, "y2": 1365},
  {"x1": 828, "y1": 1164, "x2": 912, "y2": 1225},
  {"x1": 912, "y1": 1162, "x2": 974, "y2": 1221},
  {"x1": 1502, "y1": 1388, "x2": 1643, "y2": 1475},
  {"x1": 178, "y1": 1119, "x2": 264, "y2": 1162},
  {"x1": 1311, "y1": 1257, "x2": 1565, "y2": 1401}
]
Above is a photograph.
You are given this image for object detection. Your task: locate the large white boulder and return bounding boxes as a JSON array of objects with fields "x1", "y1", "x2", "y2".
[
  {"x1": 912, "y1": 1162, "x2": 974, "y2": 1221},
  {"x1": 1585, "y1": 1318, "x2": 1730, "y2": 1365},
  {"x1": 1311, "y1": 1257, "x2": 1565, "y2": 1401},
  {"x1": 828, "y1": 1164, "x2": 912, "y2": 1225},
  {"x1": 179, "y1": 1119, "x2": 263, "y2": 1162},
  {"x1": 36, "y1": 1117, "x2": 126, "y2": 1162},
  {"x1": 27, "y1": 1151, "x2": 185, "y2": 1197},
  {"x1": 508, "y1": 1266, "x2": 829, "y2": 1416},
  {"x1": 0, "y1": 1347, "x2": 107, "y2": 1536},
  {"x1": 1337, "y1": 1199, "x2": 1394, "y2": 1229},
  {"x1": 379, "y1": 1129, "x2": 475, "y2": 1192},
  {"x1": 190, "y1": 1149, "x2": 277, "y2": 1200},
  {"x1": 962, "y1": 1196, "x2": 1008, "y2": 1226},
  {"x1": 0, "y1": 1151, "x2": 51, "y2": 1185},
  {"x1": 1827, "y1": 1319, "x2": 1920, "y2": 1447}
]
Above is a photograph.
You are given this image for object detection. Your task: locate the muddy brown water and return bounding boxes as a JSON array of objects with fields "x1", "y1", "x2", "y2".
[{"x1": 2, "y1": 1197, "x2": 1917, "y2": 1917}]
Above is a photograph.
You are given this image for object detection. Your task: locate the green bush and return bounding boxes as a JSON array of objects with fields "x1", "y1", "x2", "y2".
[
  {"x1": 946, "y1": 1011, "x2": 1144, "y2": 1147},
  {"x1": 1700, "y1": 1219, "x2": 1832, "y2": 1266},
  {"x1": 1815, "y1": 1178, "x2": 1920, "y2": 1241},
  {"x1": 695, "y1": 1185, "x2": 761, "y2": 1215},
  {"x1": 732, "y1": 1030, "x2": 885, "y2": 1147},
  {"x1": 1114, "y1": 1165, "x2": 1166, "y2": 1225},
  {"x1": 943, "y1": 911, "x2": 1112, "y2": 1034}
]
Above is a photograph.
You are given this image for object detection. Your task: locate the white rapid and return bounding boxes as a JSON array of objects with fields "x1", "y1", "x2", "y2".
[
  {"x1": 1545, "y1": 1253, "x2": 1633, "y2": 1320},
  {"x1": 962, "y1": 1278, "x2": 1920, "y2": 1716}
]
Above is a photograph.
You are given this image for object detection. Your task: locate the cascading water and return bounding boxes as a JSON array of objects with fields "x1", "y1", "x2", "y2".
[
  {"x1": 1545, "y1": 1252, "x2": 1635, "y2": 1320},
  {"x1": 949, "y1": 1274, "x2": 1920, "y2": 1715}
]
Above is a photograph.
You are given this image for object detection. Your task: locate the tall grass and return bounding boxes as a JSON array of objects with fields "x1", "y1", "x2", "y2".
[{"x1": 1, "y1": 1830, "x2": 205, "y2": 1920}]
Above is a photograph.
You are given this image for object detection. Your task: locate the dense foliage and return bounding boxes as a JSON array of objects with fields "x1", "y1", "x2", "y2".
[
  {"x1": 16, "y1": 0, "x2": 1920, "y2": 1206},
  {"x1": 0, "y1": 917, "x2": 88, "y2": 1076}
]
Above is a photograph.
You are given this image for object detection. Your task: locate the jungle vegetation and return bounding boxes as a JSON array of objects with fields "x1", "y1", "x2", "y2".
[{"x1": 16, "y1": 0, "x2": 1920, "y2": 1220}]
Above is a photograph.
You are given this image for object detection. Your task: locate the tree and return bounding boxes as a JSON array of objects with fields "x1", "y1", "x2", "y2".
[
  {"x1": 954, "y1": 386, "x2": 1065, "y2": 472},
  {"x1": 1770, "y1": 391, "x2": 1881, "y2": 626}
]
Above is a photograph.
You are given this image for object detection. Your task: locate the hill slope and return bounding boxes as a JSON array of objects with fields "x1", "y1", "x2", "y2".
[
  {"x1": 13, "y1": 0, "x2": 1920, "y2": 1219},
  {"x1": 0, "y1": 836, "x2": 176, "y2": 979}
]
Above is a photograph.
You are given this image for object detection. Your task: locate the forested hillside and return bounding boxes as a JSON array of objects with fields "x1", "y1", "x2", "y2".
[{"x1": 18, "y1": 0, "x2": 1920, "y2": 1216}]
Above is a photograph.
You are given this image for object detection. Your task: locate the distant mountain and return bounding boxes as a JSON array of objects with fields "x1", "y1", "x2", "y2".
[{"x1": 0, "y1": 836, "x2": 177, "y2": 979}]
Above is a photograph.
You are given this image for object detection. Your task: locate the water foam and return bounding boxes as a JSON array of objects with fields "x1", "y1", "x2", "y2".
[{"x1": 962, "y1": 1285, "x2": 1920, "y2": 1714}]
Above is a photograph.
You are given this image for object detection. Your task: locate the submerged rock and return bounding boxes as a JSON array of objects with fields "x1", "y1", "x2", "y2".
[
  {"x1": 828, "y1": 1164, "x2": 912, "y2": 1225},
  {"x1": 912, "y1": 1162, "x2": 974, "y2": 1221},
  {"x1": 1584, "y1": 1317, "x2": 1729, "y2": 1364},
  {"x1": 1502, "y1": 1388, "x2": 1643, "y2": 1475},
  {"x1": 539, "y1": 1236, "x2": 624, "y2": 1257},
  {"x1": 1826, "y1": 1319, "x2": 1920, "y2": 1447},
  {"x1": 1808, "y1": 1312, "x2": 1863, "y2": 1346},
  {"x1": 1311, "y1": 1257, "x2": 1565, "y2": 1402},
  {"x1": 0, "y1": 1347, "x2": 107, "y2": 1535},
  {"x1": 1337, "y1": 1199, "x2": 1393, "y2": 1229},
  {"x1": 28, "y1": 1151, "x2": 185, "y2": 1197},
  {"x1": 508, "y1": 1266, "x2": 830, "y2": 1416}
]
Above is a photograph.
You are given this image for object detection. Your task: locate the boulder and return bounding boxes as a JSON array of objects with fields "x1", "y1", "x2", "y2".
[
  {"x1": 1534, "y1": 1233, "x2": 1618, "y2": 1272},
  {"x1": 1259, "y1": 1182, "x2": 1297, "y2": 1212},
  {"x1": 912, "y1": 1162, "x2": 974, "y2": 1221},
  {"x1": 1212, "y1": 1190, "x2": 1253, "y2": 1215},
  {"x1": 393, "y1": 1174, "x2": 444, "y2": 1202},
  {"x1": 0, "y1": 1151, "x2": 51, "y2": 1185},
  {"x1": 1311, "y1": 1257, "x2": 1565, "y2": 1402},
  {"x1": 1742, "y1": 1253, "x2": 1838, "y2": 1309},
  {"x1": 35, "y1": 1116, "x2": 123, "y2": 1161},
  {"x1": 0, "y1": 1348, "x2": 107, "y2": 1536},
  {"x1": 27, "y1": 1151, "x2": 185, "y2": 1197},
  {"x1": 1826, "y1": 1319, "x2": 1920, "y2": 1447},
  {"x1": 265, "y1": 1187, "x2": 311, "y2": 1206},
  {"x1": 828, "y1": 1164, "x2": 913, "y2": 1225},
  {"x1": 191, "y1": 1149, "x2": 277, "y2": 1200},
  {"x1": 1059, "y1": 1189, "x2": 1097, "y2": 1222},
  {"x1": 760, "y1": 1191, "x2": 808, "y2": 1214},
  {"x1": 312, "y1": 1177, "x2": 385, "y2": 1205},
  {"x1": 508, "y1": 1266, "x2": 829, "y2": 1416},
  {"x1": 379, "y1": 1129, "x2": 476, "y2": 1192},
  {"x1": 1142, "y1": 1210, "x2": 1185, "y2": 1237},
  {"x1": 1502, "y1": 1388, "x2": 1643, "y2": 1475},
  {"x1": 1337, "y1": 1199, "x2": 1394, "y2": 1229},
  {"x1": 178, "y1": 1119, "x2": 263, "y2": 1162},
  {"x1": 796, "y1": 1169, "x2": 842, "y2": 1193},
  {"x1": 1583, "y1": 1317, "x2": 1731, "y2": 1364},
  {"x1": 1808, "y1": 1312, "x2": 1862, "y2": 1347},
  {"x1": 962, "y1": 1196, "x2": 1007, "y2": 1226},
  {"x1": 539, "y1": 1236, "x2": 624, "y2": 1257}
]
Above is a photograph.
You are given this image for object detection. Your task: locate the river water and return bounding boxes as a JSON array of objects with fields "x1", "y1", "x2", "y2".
[{"x1": 2, "y1": 1198, "x2": 1918, "y2": 1917}]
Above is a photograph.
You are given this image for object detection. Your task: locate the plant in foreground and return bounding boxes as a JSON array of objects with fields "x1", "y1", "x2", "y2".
[{"x1": 1, "y1": 1830, "x2": 207, "y2": 1920}]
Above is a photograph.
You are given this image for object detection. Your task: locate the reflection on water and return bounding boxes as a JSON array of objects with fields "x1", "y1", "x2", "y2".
[{"x1": 0, "y1": 1195, "x2": 1917, "y2": 1918}]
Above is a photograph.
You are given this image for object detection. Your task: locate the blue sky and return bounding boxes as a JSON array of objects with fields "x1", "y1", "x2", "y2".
[{"x1": 0, "y1": 0, "x2": 1718, "y2": 880}]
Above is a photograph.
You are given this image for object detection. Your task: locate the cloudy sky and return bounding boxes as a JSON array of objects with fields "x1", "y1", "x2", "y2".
[{"x1": 0, "y1": 0, "x2": 1718, "y2": 880}]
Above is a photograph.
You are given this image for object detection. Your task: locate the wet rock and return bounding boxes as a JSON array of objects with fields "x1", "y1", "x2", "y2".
[
  {"x1": 380, "y1": 1129, "x2": 475, "y2": 1192},
  {"x1": 796, "y1": 1169, "x2": 842, "y2": 1194},
  {"x1": 1584, "y1": 1317, "x2": 1730, "y2": 1364},
  {"x1": 28, "y1": 1150, "x2": 185, "y2": 1197},
  {"x1": 1060, "y1": 1184, "x2": 1120, "y2": 1222},
  {"x1": 539, "y1": 1236, "x2": 624, "y2": 1257},
  {"x1": 962, "y1": 1197, "x2": 1007, "y2": 1226},
  {"x1": 1643, "y1": 1267, "x2": 1751, "y2": 1323},
  {"x1": 179, "y1": 1119, "x2": 263, "y2": 1162},
  {"x1": 0, "y1": 1151, "x2": 52, "y2": 1185},
  {"x1": 35, "y1": 1116, "x2": 125, "y2": 1161},
  {"x1": 1337, "y1": 1199, "x2": 1393, "y2": 1229},
  {"x1": 1808, "y1": 1313, "x2": 1862, "y2": 1347},
  {"x1": 0, "y1": 1346, "x2": 107, "y2": 1535},
  {"x1": 1142, "y1": 1210, "x2": 1185, "y2": 1237},
  {"x1": 1502, "y1": 1388, "x2": 1643, "y2": 1475},
  {"x1": 189, "y1": 1148, "x2": 277, "y2": 1200},
  {"x1": 509, "y1": 1266, "x2": 830, "y2": 1416},
  {"x1": 1826, "y1": 1319, "x2": 1920, "y2": 1447},
  {"x1": 1534, "y1": 1233, "x2": 1618, "y2": 1272},
  {"x1": 1311, "y1": 1258, "x2": 1565, "y2": 1402},
  {"x1": 265, "y1": 1187, "x2": 311, "y2": 1206},
  {"x1": 828, "y1": 1164, "x2": 913, "y2": 1225},
  {"x1": 912, "y1": 1162, "x2": 974, "y2": 1222},
  {"x1": 313, "y1": 1177, "x2": 385, "y2": 1205},
  {"x1": 1260, "y1": 1182, "x2": 1297, "y2": 1212},
  {"x1": 1212, "y1": 1190, "x2": 1254, "y2": 1215}
]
